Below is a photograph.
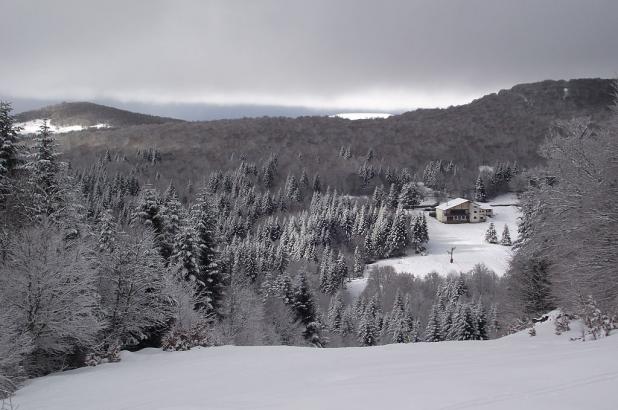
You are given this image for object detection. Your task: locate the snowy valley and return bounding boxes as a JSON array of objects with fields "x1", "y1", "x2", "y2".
[{"x1": 372, "y1": 194, "x2": 520, "y2": 277}]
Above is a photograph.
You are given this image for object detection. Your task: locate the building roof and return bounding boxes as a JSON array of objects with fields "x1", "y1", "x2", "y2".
[
  {"x1": 436, "y1": 197, "x2": 471, "y2": 211},
  {"x1": 479, "y1": 203, "x2": 493, "y2": 210}
]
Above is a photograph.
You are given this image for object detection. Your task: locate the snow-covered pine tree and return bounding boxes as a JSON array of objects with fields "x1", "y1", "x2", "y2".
[
  {"x1": 97, "y1": 208, "x2": 117, "y2": 253},
  {"x1": 353, "y1": 245, "x2": 364, "y2": 277},
  {"x1": 419, "y1": 213, "x2": 429, "y2": 245},
  {"x1": 27, "y1": 121, "x2": 63, "y2": 218},
  {"x1": 386, "y1": 183, "x2": 399, "y2": 209},
  {"x1": 369, "y1": 206, "x2": 392, "y2": 259},
  {"x1": 327, "y1": 291, "x2": 345, "y2": 333},
  {"x1": 474, "y1": 175, "x2": 487, "y2": 202},
  {"x1": 357, "y1": 305, "x2": 379, "y2": 346},
  {"x1": 193, "y1": 193, "x2": 225, "y2": 315},
  {"x1": 424, "y1": 304, "x2": 443, "y2": 342},
  {"x1": 331, "y1": 250, "x2": 349, "y2": 290},
  {"x1": 0, "y1": 101, "x2": 21, "y2": 180},
  {"x1": 160, "y1": 191, "x2": 184, "y2": 261},
  {"x1": 398, "y1": 182, "x2": 421, "y2": 209},
  {"x1": 386, "y1": 206, "x2": 410, "y2": 257},
  {"x1": 500, "y1": 224, "x2": 512, "y2": 246},
  {"x1": 285, "y1": 174, "x2": 301, "y2": 203},
  {"x1": 485, "y1": 222, "x2": 498, "y2": 244},
  {"x1": 343, "y1": 145, "x2": 352, "y2": 159},
  {"x1": 131, "y1": 186, "x2": 164, "y2": 241},
  {"x1": 388, "y1": 289, "x2": 409, "y2": 343},
  {"x1": 291, "y1": 272, "x2": 322, "y2": 345},
  {"x1": 299, "y1": 168, "x2": 309, "y2": 190},
  {"x1": 580, "y1": 295, "x2": 616, "y2": 340},
  {"x1": 372, "y1": 185, "x2": 384, "y2": 206},
  {"x1": 411, "y1": 214, "x2": 428, "y2": 253},
  {"x1": 449, "y1": 303, "x2": 477, "y2": 341},
  {"x1": 318, "y1": 246, "x2": 333, "y2": 292},
  {"x1": 354, "y1": 295, "x2": 367, "y2": 318},
  {"x1": 171, "y1": 226, "x2": 201, "y2": 285},
  {"x1": 340, "y1": 306, "x2": 357, "y2": 337},
  {"x1": 473, "y1": 299, "x2": 488, "y2": 340},
  {"x1": 404, "y1": 294, "x2": 420, "y2": 342},
  {"x1": 441, "y1": 300, "x2": 456, "y2": 338}
]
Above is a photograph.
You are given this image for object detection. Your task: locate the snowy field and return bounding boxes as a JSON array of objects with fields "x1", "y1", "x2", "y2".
[
  {"x1": 372, "y1": 196, "x2": 521, "y2": 277},
  {"x1": 16, "y1": 119, "x2": 110, "y2": 134},
  {"x1": 12, "y1": 315, "x2": 618, "y2": 410},
  {"x1": 331, "y1": 112, "x2": 393, "y2": 120}
]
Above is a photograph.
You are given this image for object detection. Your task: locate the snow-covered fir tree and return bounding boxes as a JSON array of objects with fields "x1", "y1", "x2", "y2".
[
  {"x1": 485, "y1": 222, "x2": 498, "y2": 244},
  {"x1": 474, "y1": 175, "x2": 487, "y2": 202},
  {"x1": 425, "y1": 305, "x2": 443, "y2": 342},
  {"x1": 171, "y1": 226, "x2": 200, "y2": 284},
  {"x1": 500, "y1": 224, "x2": 512, "y2": 246},
  {"x1": 327, "y1": 291, "x2": 345, "y2": 333},
  {"x1": 0, "y1": 102, "x2": 21, "y2": 180},
  {"x1": 410, "y1": 213, "x2": 429, "y2": 253},
  {"x1": 97, "y1": 208, "x2": 117, "y2": 253},
  {"x1": 386, "y1": 206, "x2": 410, "y2": 257},
  {"x1": 27, "y1": 121, "x2": 63, "y2": 218},
  {"x1": 193, "y1": 192, "x2": 225, "y2": 314},
  {"x1": 398, "y1": 182, "x2": 422, "y2": 209},
  {"x1": 353, "y1": 245, "x2": 364, "y2": 277},
  {"x1": 357, "y1": 301, "x2": 379, "y2": 347},
  {"x1": 291, "y1": 272, "x2": 322, "y2": 346}
]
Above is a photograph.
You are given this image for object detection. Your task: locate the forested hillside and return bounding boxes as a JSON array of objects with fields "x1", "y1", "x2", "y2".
[{"x1": 57, "y1": 79, "x2": 614, "y2": 197}]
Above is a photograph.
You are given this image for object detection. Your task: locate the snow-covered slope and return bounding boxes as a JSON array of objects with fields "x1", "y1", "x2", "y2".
[
  {"x1": 332, "y1": 112, "x2": 393, "y2": 120},
  {"x1": 12, "y1": 320, "x2": 617, "y2": 410},
  {"x1": 372, "y1": 196, "x2": 520, "y2": 277},
  {"x1": 16, "y1": 119, "x2": 110, "y2": 134}
]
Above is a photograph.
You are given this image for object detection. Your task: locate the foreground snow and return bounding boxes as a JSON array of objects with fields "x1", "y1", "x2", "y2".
[
  {"x1": 13, "y1": 317, "x2": 617, "y2": 410},
  {"x1": 372, "y1": 201, "x2": 520, "y2": 277},
  {"x1": 16, "y1": 119, "x2": 110, "y2": 134}
]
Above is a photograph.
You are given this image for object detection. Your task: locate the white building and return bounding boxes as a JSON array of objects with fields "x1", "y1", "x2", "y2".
[{"x1": 435, "y1": 198, "x2": 493, "y2": 224}]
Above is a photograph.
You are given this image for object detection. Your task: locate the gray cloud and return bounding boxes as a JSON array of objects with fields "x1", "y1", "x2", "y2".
[{"x1": 1, "y1": 0, "x2": 617, "y2": 113}]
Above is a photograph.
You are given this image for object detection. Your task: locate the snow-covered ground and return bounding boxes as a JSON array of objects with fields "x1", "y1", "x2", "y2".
[
  {"x1": 346, "y1": 277, "x2": 369, "y2": 299},
  {"x1": 16, "y1": 119, "x2": 110, "y2": 134},
  {"x1": 12, "y1": 317, "x2": 618, "y2": 410},
  {"x1": 331, "y1": 112, "x2": 393, "y2": 120},
  {"x1": 372, "y1": 197, "x2": 520, "y2": 277}
]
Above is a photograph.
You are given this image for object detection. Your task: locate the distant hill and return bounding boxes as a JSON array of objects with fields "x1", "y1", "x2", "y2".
[
  {"x1": 15, "y1": 101, "x2": 183, "y2": 128},
  {"x1": 59, "y1": 78, "x2": 615, "y2": 194}
]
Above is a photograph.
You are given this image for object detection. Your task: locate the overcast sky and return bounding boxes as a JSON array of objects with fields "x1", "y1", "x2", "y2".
[{"x1": 1, "y1": 0, "x2": 617, "y2": 118}]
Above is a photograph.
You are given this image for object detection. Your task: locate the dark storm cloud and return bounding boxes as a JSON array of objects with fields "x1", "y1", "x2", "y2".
[{"x1": 1, "y1": 0, "x2": 617, "y2": 112}]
